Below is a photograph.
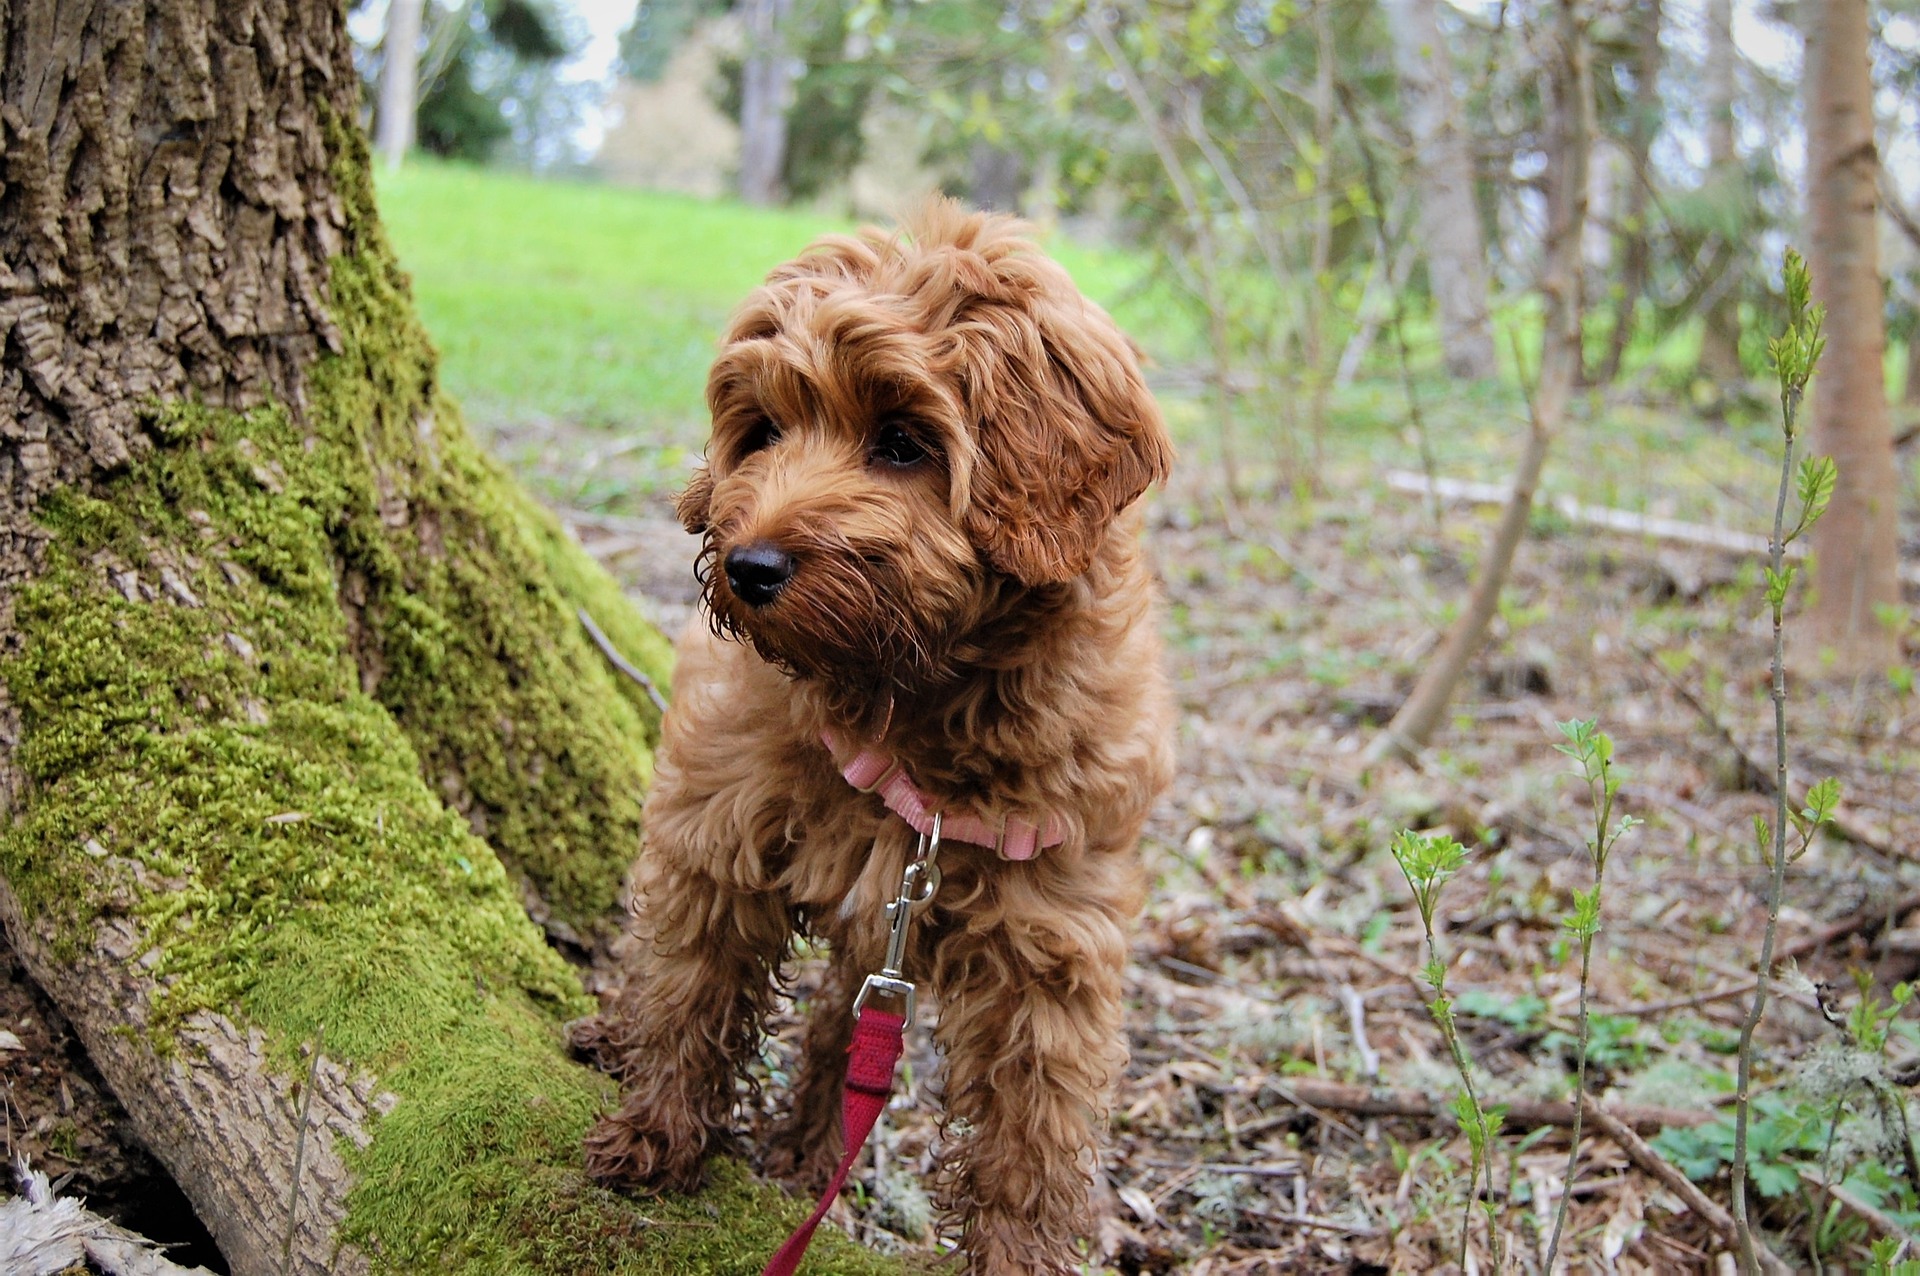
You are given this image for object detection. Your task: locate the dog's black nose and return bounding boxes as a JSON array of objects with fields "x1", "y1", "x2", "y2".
[{"x1": 724, "y1": 542, "x2": 794, "y2": 607}]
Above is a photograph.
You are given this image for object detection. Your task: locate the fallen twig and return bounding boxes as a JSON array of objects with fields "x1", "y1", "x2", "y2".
[
  {"x1": 1268, "y1": 1076, "x2": 1709, "y2": 1136},
  {"x1": 578, "y1": 607, "x2": 670, "y2": 717},
  {"x1": 1241, "y1": 1206, "x2": 1382, "y2": 1238},
  {"x1": 1798, "y1": 1164, "x2": 1920, "y2": 1251},
  {"x1": 1388, "y1": 470, "x2": 1920, "y2": 587},
  {"x1": 1781, "y1": 887, "x2": 1920, "y2": 960},
  {"x1": 1580, "y1": 1097, "x2": 1796, "y2": 1276},
  {"x1": 1603, "y1": 978, "x2": 1761, "y2": 1019}
]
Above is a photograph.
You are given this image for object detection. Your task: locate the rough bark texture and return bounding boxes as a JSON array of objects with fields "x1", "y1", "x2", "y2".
[
  {"x1": 0, "y1": 3, "x2": 907, "y2": 1274},
  {"x1": 0, "y1": 907, "x2": 376, "y2": 1276},
  {"x1": 1385, "y1": 0, "x2": 1497, "y2": 381},
  {"x1": 1805, "y1": 0, "x2": 1900, "y2": 674},
  {"x1": 0, "y1": 0, "x2": 347, "y2": 593}
]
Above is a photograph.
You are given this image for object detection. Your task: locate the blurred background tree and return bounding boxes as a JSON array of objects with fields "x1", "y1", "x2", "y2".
[{"x1": 361, "y1": 0, "x2": 581, "y2": 166}]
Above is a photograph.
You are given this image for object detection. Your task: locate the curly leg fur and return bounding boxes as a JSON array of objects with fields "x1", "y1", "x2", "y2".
[
  {"x1": 580, "y1": 860, "x2": 792, "y2": 1193},
  {"x1": 759, "y1": 945, "x2": 866, "y2": 1192},
  {"x1": 927, "y1": 875, "x2": 1132, "y2": 1275}
]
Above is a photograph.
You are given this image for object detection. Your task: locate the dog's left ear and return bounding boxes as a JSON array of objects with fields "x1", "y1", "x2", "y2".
[
  {"x1": 962, "y1": 309, "x2": 1173, "y2": 586},
  {"x1": 676, "y1": 465, "x2": 714, "y2": 534}
]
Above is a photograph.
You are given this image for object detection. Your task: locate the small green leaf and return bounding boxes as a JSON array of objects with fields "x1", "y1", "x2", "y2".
[
  {"x1": 1765, "y1": 565, "x2": 1794, "y2": 609},
  {"x1": 1783, "y1": 248, "x2": 1812, "y2": 319},
  {"x1": 1802, "y1": 776, "x2": 1840, "y2": 823}
]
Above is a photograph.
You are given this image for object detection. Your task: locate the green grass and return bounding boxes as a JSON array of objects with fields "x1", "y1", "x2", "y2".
[
  {"x1": 375, "y1": 161, "x2": 1192, "y2": 441},
  {"x1": 377, "y1": 164, "x2": 837, "y2": 434}
]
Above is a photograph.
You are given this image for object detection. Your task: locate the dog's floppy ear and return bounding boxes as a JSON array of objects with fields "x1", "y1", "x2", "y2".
[
  {"x1": 676, "y1": 465, "x2": 714, "y2": 534},
  {"x1": 962, "y1": 307, "x2": 1173, "y2": 586}
]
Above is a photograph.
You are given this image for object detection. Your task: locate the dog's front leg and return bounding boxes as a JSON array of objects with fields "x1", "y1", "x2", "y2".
[
  {"x1": 758, "y1": 939, "x2": 867, "y2": 1192},
  {"x1": 927, "y1": 868, "x2": 1133, "y2": 1275},
  {"x1": 578, "y1": 855, "x2": 792, "y2": 1194}
]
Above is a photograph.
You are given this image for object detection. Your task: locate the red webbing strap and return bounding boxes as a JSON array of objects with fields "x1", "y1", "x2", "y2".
[{"x1": 760, "y1": 1005, "x2": 907, "y2": 1276}]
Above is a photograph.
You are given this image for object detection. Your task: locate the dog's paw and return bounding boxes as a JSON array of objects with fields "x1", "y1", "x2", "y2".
[
  {"x1": 582, "y1": 1111, "x2": 709, "y2": 1194},
  {"x1": 565, "y1": 1014, "x2": 614, "y2": 1072},
  {"x1": 758, "y1": 1129, "x2": 839, "y2": 1196}
]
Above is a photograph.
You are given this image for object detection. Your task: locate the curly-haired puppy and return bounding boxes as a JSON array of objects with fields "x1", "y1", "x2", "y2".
[{"x1": 572, "y1": 199, "x2": 1175, "y2": 1274}]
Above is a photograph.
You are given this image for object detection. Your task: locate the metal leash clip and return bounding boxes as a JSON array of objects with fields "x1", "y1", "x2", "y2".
[{"x1": 854, "y1": 813, "x2": 943, "y2": 1019}]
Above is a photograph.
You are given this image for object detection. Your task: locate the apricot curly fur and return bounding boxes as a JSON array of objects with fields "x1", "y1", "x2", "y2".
[{"x1": 582, "y1": 198, "x2": 1176, "y2": 1274}]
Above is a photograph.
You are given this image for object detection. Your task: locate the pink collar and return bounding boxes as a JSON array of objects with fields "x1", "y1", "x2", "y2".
[{"x1": 820, "y1": 729, "x2": 1067, "y2": 861}]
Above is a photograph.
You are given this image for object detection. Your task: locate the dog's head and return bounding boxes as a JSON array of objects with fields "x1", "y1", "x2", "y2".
[{"x1": 679, "y1": 198, "x2": 1172, "y2": 693}]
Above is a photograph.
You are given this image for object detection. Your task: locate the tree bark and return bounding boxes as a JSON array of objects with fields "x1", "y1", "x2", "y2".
[
  {"x1": 1384, "y1": 0, "x2": 1498, "y2": 381},
  {"x1": 0, "y1": 3, "x2": 903, "y2": 1273},
  {"x1": 737, "y1": 0, "x2": 795, "y2": 205},
  {"x1": 1804, "y1": 0, "x2": 1901, "y2": 674},
  {"x1": 375, "y1": 0, "x2": 425, "y2": 169},
  {"x1": 1697, "y1": 0, "x2": 1746, "y2": 383},
  {"x1": 1593, "y1": 0, "x2": 1661, "y2": 387}
]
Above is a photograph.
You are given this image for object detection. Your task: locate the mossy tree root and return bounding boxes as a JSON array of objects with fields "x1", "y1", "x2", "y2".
[{"x1": 0, "y1": 2, "x2": 911, "y2": 1272}]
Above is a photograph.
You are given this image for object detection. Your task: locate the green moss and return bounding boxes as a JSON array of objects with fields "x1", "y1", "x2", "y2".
[{"x1": 0, "y1": 118, "x2": 911, "y2": 1274}]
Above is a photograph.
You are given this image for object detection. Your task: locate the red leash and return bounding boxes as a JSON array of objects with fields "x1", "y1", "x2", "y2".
[
  {"x1": 760, "y1": 817, "x2": 942, "y2": 1276},
  {"x1": 759, "y1": 1005, "x2": 906, "y2": 1276}
]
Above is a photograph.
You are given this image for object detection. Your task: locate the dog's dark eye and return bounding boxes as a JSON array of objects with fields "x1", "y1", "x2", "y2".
[
  {"x1": 870, "y1": 422, "x2": 929, "y2": 468},
  {"x1": 741, "y1": 417, "x2": 782, "y2": 455}
]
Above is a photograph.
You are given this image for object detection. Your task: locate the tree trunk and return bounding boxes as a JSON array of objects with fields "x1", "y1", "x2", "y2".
[
  {"x1": 0, "y1": 3, "x2": 902, "y2": 1273},
  {"x1": 1384, "y1": 0, "x2": 1498, "y2": 381},
  {"x1": 737, "y1": 0, "x2": 795, "y2": 206},
  {"x1": 967, "y1": 138, "x2": 1025, "y2": 213},
  {"x1": 1303, "y1": 0, "x2": 1336, "y2": 476},
  {"x1": 1697, "y1": 0, "x2": 1745, "y2": 383},
  {"x1": 1593, "y1": 0, "x2": 1661, "y2": 387},
  {"x1": 375, "y1": 0, "x2": 425, "y2": 169},
  {"x1": 1370, "y1": 0, "x2": 1591, "y2": 763},
  {"x1": 1804, "y1": 0, "x2": 1901, "y2": 674}
]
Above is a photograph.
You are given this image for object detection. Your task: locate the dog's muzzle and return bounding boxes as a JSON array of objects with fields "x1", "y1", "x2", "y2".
[{"x1": 724, "y1": 541, "x2": 795, "y2": 608}]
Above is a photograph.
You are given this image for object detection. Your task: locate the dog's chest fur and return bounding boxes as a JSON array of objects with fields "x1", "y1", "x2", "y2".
[{"x1": 652, "y1": 518, "x2": 1171, "y2": 947}]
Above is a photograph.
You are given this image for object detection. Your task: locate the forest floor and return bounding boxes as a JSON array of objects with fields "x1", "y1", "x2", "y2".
[{"x1": 544, "y1": 418, "x2": 1920, "y2": 1275}]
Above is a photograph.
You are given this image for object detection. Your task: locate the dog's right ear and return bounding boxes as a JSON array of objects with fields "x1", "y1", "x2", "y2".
[
  {"x1": 961, "y1": 311, "x2": 1173, "y2": 587},
  {"x1": 676, "y1": 465, "x2": 714, "y2": 534}
]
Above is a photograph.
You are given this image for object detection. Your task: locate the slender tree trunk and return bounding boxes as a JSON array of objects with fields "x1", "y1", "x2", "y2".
[
  {"x1": 1594, "y1": 0, "x2": 1661, "y2": 386},
  {"x1": 375, "y1": 0, "x2": 426, "y2": 169},
  {"x1": 1384, "y1": 0, "x2": 1498, "y2": 381},
  {"x1": 1089, "y1": 14, "x2": 1243, "y2": 509},
  {"x1": 0, "y1": 3, "x2": 900, "y2": 1273},
  {"x1": 1698, "y1": 0, "x2": 1746, "y2": 383},
  {"x1": 1805, "y1": 0, "x2": 1901, "y2": 674},
  {"x1": 1370, "y1": 0, "x2": 1591, "y2": 763},
  {"x1": 1303, "y1": 1, "x2": 1336, "y2": 478},
  {"x1": 738, "y1": 0, "x2": 795, "y2": 205}
]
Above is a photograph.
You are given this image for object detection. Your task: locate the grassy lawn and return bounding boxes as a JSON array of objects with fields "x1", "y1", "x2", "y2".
[{"x1": 377, "y1": 163, "x2": 841, "y2": 436}]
